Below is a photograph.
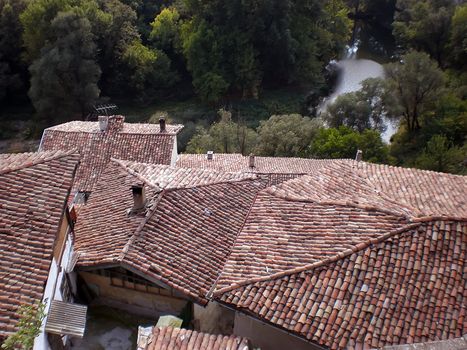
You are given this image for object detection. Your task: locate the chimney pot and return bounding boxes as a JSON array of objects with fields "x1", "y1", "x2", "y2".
[
  {"x1": 206, "y1": 151, "x2": 214, "y2": 161},
  {"x1": 355, "y1": 149, "x2": 363, "y2": 162},
  {"x1": 131, "y1": 184, "x2": 146, "y2": 211},
  {"x1": 98, "y1": 116, "x2": 109, "y2": 132},
  {"x1": 159, "y1": 118, "x2": 166, "y2": 133},
  {"x1": 249, "y1": 153, "x2": 255, "y2": 168}
]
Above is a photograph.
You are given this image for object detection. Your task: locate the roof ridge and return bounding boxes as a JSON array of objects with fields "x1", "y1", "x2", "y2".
[
  {"x1": 0, "y1": 150, "x2": 79, "y2": 175},
  {"x1": 359, "y1": 160, "x2": 467, "y2": 178},
  {"x1": 213, "y1": 221, "x2": 423, "y2": 296},
  {"x1": 111, "y1": 158, "x2": 162, "y2": 190}
]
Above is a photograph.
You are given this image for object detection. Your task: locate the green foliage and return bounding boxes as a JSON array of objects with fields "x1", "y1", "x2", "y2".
[
  {"x1": 150, "y1": 7, "x2": 181, "y2": 53},
  {"x1": 309, "y1": 126, "x2": 390, "y2": 162},
  {"x1": 255, "y1": 114, "x2": 323, "y2": 157},
  {"x1": 28, "y1": 10, "x2": 101, "y2": 121},
  {"x1": 323, "y1": 78, "x2": 386, "y2": 132},
  {"x1": 415, "y1": 135, "x2": 466, "y2": 174},
  {"x1": 393, "y1": 0, "x2": 454, "y2": 66},
  {"x1": 123, "y1": 40, "x2": 177, "y2": 98},
  {"x1": 186, "y1": 109, "x2": 257, "y2": 154},
  {"x1": 448, "y1": 4, "x2": 467, "y2": 69},
  {"x1": 384, "y1": 50, "x2": 445, "y2": 131},
  {"x1": 1, "y1": 301, "x2": 47, "y2": 350}
]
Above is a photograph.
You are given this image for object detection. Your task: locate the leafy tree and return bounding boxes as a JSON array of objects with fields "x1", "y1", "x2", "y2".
[
  {"x1": 1, "y1": 301, "x2": 46, "y2": 350},
  {"x1": 383, "y1": 51, "x2": 445, "y2": 131},
  {"x1": 415, "y1": 135, "x2": 466, "y2": 174},
  {"x1": 0, "y1": 0, "x2": 28, "y2": 103},
  {"x1": 122, "y1": 40, "x2": 177, "y2": 99},
  {"x1": 393, "y1": 0, "x2": 454, "y2": 66},
  {"x1": 309, "y1": 126, "x2": 390, "y2": 162},
  {"x1": 150, "y1": 7, "x2": 182, "y2": 54},
  {"x1": 255, "y1": 114, "x2": 322, "y2": 157},
  {"x1": 186, "y1": 109, "x2": 257, "y2": 154},
  {"x1": 323, "y1": 78, "x2": 387, "y2": 132},
  {"x1": 28, "y1": 11, "x2": 101, "y2": 121},
  {"x1": 448, "y1": 4, "x2": 467, "y2": 69}
]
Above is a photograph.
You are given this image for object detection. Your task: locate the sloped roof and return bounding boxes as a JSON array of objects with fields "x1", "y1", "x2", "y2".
[
  {"x1": 74, "y1": 161, "x2": 267, "y2": 304},
  {"x1": 142, "y1": 326, "x2": 250, "y2": 350},
  {"x1": 177, "y1": 153, "x2": 349, "y2": 185},
  {"x1": 217, "y1": 220, "x2": 466, "y2": 349},
  {"x1": 0, "y1": 150, "x2": 79, "y2": 337},
  {"x1": 39, "y1": 116, "x2": 183, "y2": 193},
  {"x1": 213, "y1": 161, "x2": 467, "y2": 349}
]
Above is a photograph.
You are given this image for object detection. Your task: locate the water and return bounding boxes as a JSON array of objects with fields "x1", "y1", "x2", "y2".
[{"x1": 318, "y1": 42, "x2": 397, "y2": 143}]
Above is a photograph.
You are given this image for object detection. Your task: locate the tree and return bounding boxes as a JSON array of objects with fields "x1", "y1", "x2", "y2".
[
  {"x1": 415, "y1": 135, "x2": 465, "y2": 174},
  {"x1": 0, "y1": 0, "x2": 28, "y2": 103},
  {"x1": 323, "y1": 78, "x2": 387, "y2": 133},
  {"x1": 448, "y1": 4, "x2": 467, "y2": 69},
  {"x1": 28, "y1": 11, "x2": 101, "y2": 122},
  {"x1": 1, "y1": 302, "x2": 46, "y2": 350},
  {"x1": 186, "y1": 109, "x2": 257, "y2": 154},
  {"x1": 383, "y1": 51, "x2": 445, "y2": 132},
  {"x1": 255, "y1": 114, "x2": 322, "y2": 157},
  {"x1": 122, "y1": 40, "x2": 177, "y2": 99},
  {"x1": 393, "y1": 0, "x2": 454, "y2": 66},
  {"x1": 309, "y1": 126, "x2": 389, "y2": 162}
]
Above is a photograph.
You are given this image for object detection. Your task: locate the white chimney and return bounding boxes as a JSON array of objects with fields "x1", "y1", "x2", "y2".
[
  {"x1": 249, "y1": 153, "x2": 255, "y2": 168},
  {"x1": 98, "y1": 116, "x2": 109, "y2": 132},
  {"x1": 206, "y1": 151, "x2": 214, "y2": 160},
  {"x1": 355, "y1": 149, "x2": 363, "y2": 162}
]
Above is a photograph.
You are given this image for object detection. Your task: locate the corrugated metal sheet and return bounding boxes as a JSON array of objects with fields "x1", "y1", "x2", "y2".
[{"x1": 45, "y1": 300, "x2": 87, "y2": 338}]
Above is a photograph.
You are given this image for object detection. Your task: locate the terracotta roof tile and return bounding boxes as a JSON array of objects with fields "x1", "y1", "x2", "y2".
[
  {"x1": 177, "y1": 153, "x2": 349, "y2": 185},
  {"x1": 217, "y1": 220, "x2": 466, "y2": 349},
  {"x1": 145, "y1": 326, "x2": 250, "y2": 350},
  {"x1": 74, "y1": 161, "x2": 267, "y2": 303},
  {"x1": 0, "y1": 151, "x2": 79, "y2": 338},
  {"x1": 40, "y1": 116, "x2": 183, "y2": 193}
]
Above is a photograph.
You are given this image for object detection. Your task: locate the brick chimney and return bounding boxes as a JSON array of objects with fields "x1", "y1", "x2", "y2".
[
  {"x1": 249, "y1": 154, "x2": 255, "y2": 168},
  {"x1": 159, "y1": 117, "x2": 166, "y2": 133},
  {"x1": 131, "y1": 184, "x2": 146, "y2": 212},
  {"x1": 108, "y1": 115, "x2": 125, "y2": 133}
]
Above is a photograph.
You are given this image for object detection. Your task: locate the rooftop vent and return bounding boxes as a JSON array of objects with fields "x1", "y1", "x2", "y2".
[
  {"x1": 206, "y1": 151, "x2": 214, "y2": 161},
  {"x1": 159, "y1": 117, "x2": 166, "y2": 132},
  {"x1": 355, "y1": 149, "x2": 363, "y2": 162},
  {"x1": 131, "y1": 184, "x2": 146, "y2": 212},
  {"x1": 249, "y1": 153, "x2": 255, "y2": 168},
  {"x1": 98, "y1": 116, "x2": 109, "y2": 132}
]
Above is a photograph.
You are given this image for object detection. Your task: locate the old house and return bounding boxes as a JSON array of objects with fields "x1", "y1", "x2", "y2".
[
  {"x1": 177, "y1": 152, "x2": 348, "y2": 185},
  {"x1": 211, "y1": 161, "x2": 467, "y2": 349},
  {"x1": 39, "y1": 116, "x2": 183, "y2": 201},
  {"x1": 71, "y1": 159, "x2": 267, "y2": 331},
  {"x1": 0, "y1": 151, "x2": 87, "y2": 350}
]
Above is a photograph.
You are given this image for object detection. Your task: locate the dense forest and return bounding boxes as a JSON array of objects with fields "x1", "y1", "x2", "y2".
[{"x1": 0, "y1": 0, "x2": 466, "y2": 173}]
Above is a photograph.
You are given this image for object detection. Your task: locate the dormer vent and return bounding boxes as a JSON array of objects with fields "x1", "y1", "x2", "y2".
[{"x1": 131, "y1": 184, "x2": 146, "y2": 211}]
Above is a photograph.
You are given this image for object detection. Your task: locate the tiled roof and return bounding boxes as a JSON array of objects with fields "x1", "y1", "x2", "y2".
[
  {"x1": 74, "y1": 161, "x2": 267, "y2": 304},
  {"x1": 39, "y1": 116, "x2": 183, "y2": 193},
  {"x1": 0, "y1": 151, "x2": 79, "y2": 338},
  {"x1": 213, "y1": 161, "x2": 467, "y2": 349},
  {"x1": 143, "y1": 326, "x2": 250, "y2": 350},
  {"x1": 217, "y1": 220, "x2": 466, "y2": 349},
  {"x1": 177, "y1": 153, "x2": 348, "y2": 185}
]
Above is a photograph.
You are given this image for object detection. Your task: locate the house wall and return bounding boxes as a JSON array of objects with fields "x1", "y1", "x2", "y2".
[
  {"x1": 233, "y1": 312, "x2": 325, "y2": 350},
  {"x1": 34, "y1": 215, "x2": 74, "y2": 350},
  {"x1": 170, "y1": 136, "x2": 178, "y2": 166},
  {"x1": 193, "y1": 302, "x2": 235, "y2": 335},
  {"x1": 79, "y1": 271, "x2": 188, "y2": 318}
]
